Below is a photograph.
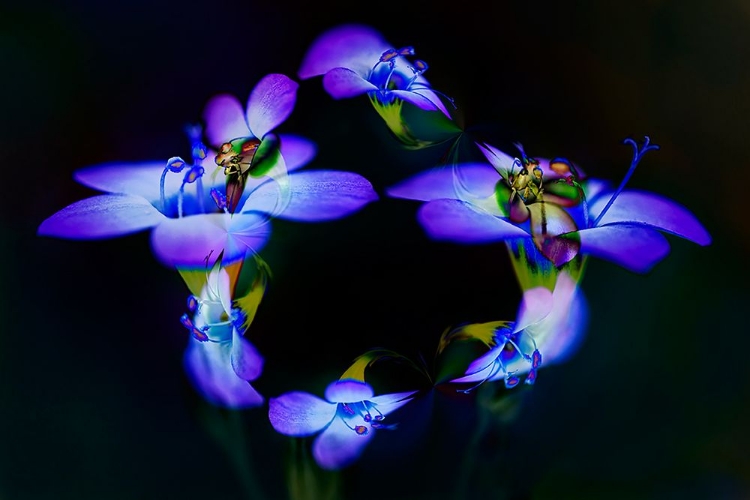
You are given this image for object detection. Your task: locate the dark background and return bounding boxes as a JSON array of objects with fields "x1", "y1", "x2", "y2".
[{"x1": 2, "y1": 1, "x2": 748, "y2": 499}]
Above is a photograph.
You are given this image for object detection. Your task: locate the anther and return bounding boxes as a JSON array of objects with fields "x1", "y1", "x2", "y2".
[
  {"x1": 210, "y1": 188, "x2": 228, "y2": 211},
  {"x1": 186, "y1": 295, "x2": 199, "y2": 312},
  {"x1": 354, "y1": 425, "x2": 368, "y2": 435},
  {"x1": 505, "y1": 373, "x2": 520, "y2": 388}
]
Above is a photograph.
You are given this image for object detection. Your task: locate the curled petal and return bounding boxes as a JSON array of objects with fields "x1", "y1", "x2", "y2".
[
  {"x1": 183, "y1": 339, "x2": 264, "y2": 409},
  {"x1": 313, "y1": 415, "x2": 374, "y2": 470},
  {"x1": 230, "y1": 329, "x2": 264, "y2": 381},
  {"x1": 298, "y1": 24, "x2": 389, "y2": 79},
  {"x1": 203, "y1": 94, "x2": 251, "y2": 147},
  {"x1": 574, "y1": 224, "x2": 670, "y2": 273},
  {"x1": 243, "y1": 170, "x2": 378, "y2": 221},
  {"x1": 322, "y1": 67, "x2": 377, "y2": 99},
  {"x1": 590, "y1": 190, "x2": 711, "y2": 245},
  {"x1": 268, "y1": 392, "x2": 336, "y2": 436},
  {"x1": 325, "y1": 379, "x2": 374, "y2": 402},
  {"x1": 150, "y1": 213, "x2": 271, "y2": 268},
  {"x1": 246, "y1": 73, "x2": 299, "y2": 139},
  {"x1": 417, "y1": 199, "x2": 529, "y2": 243},
  {"x1": 38, "y1": 194, "x2": 166, "y2": 239}
]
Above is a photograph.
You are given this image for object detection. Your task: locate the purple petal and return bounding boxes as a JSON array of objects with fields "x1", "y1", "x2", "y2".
[
  {"x1": 278, "y1": 134, "x2": 317, "y2": 172},
  {"x1": 313, "y1": 416, "x2": 374, "y2": 470},
  {"x1": 242, "y1": 170, "x2": 378, "y2": 221},
  {"x1": 73, "y1": 161, "x2": 181, "y2": 204},
  {"x1": 589, "y1": 190, "x2": 711, "y2": 245},
  {"x1": 476, "y1": 142, "x2": 518, "y2": 177},
  {"x1": 322, "y1": 67, "x2": 377, "y2": 99},
  {"x1": 150, "y1": 213, "x2": 271, "y2": 268},
  {"x1": 391, "y1": 89, "x2": 446, "y2": 115},
  {"x1": 451, "y1": 362, "x2": 496, "y2": 384},
  {"x1": 533, "y1": 273, "x2": 589, "y2": 364},
  {"x1": 298, "y1": 24, "x2": 389, "y2": 79},
  {"x1": 575, "y1": 224, "x2": 671, "y2": 273},
  {"x1": 38, "y1": 194, "x2": 166, "y2": 239},
  {"x1": 514, "y1": 287, "x2": 554, "y2": 333},
  {"x1": 183, "y1": 339, "x2": 264, "y2": 409},
  {"x1": 230, "y1": 329, "x2": 264, "y2": 381},
  {"x1": 369, "y1": 390, "x2": 418, "y2": 416},
  {"x1": 408, "y1": 87, "x2": 452, "y2": 117},
  {"x1": 387, "y1": 163, "x2": 499, "y2": 201},
  {"x1": 246, "y1": 73, "x2": 298, "y2": 139},
  {"x1": 462, "y1": 345, "x2": 504, "y2": 378},
  {"x1": 203, "y1": 94, "x2": 251, "y2": 147},
  {"x1": 417, "y1": 199, "x2": 530, "y2": 243},
  {"x1": 325, "y1": 379, "x2": 374, "y2": 403},
  {"x1": 268, "y1": 392, "x2": 336, "y2": 436}
]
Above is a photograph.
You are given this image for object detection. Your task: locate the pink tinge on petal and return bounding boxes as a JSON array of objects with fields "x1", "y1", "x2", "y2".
[
  {"x1": 298, "y1": 24, "x2": 390, "y2": 79},
  {"x1": 38, "y1": 194, "x2": 166, "y2": 239},
  {"x1": 322, "y1": 68, "x2": 377, "y2": 99},
  {"x1": 203, "y1": 94, "x2": 251, "y2": 147},
  {"x1": 246, "y1": 73, "x2": 299, "y2": 139}
]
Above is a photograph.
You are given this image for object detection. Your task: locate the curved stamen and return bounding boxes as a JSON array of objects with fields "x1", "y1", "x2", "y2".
[
  {"x1": 160, "y1": 157, "x2": 187, "y2": 213},
  {"x1": 177, "y1": 165, "x2": 205, "y2": 218},
  {"x1": 593, "y1": 136, "x2": 660, "y2": 227}
]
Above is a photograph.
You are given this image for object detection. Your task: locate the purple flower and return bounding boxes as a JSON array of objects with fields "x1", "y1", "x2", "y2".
[
  {"x1": 180, "y1": 259, "x2": 265, "y2": 408},
  {"x1": 450, "y1": 271, "x2": 587, "y2": 390},
  {"x1": 298, "y1": 24, "x2": 457, "y2": 148},
  {"x1": 38, "y1": 74, "x2": 379, "y2": 268},
  {"x1": 387, "y1": 137, "x2": 711, "y2": 273},
  {"x1": 268, "y1": 379, "x2": 417, "y2": 470}
]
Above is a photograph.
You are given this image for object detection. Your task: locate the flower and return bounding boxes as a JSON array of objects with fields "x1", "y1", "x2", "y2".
[
  {"x1": 38, "y1": 74, "x2": 379, "y2": 269},
  {"x1": 179, "y1": 255, "x2": 267, "y2": 408},
  {"x1": 298, "y1": 24, "x2": 459, "y2": 148},
  {"x1": 448, "y1": 271, "x2": 587, "y2": 390},
  {"x1": 268, "y1": 379, "x2": 417, "y2": 470},
  {"x1": 387, "y1": 137, "x2": 711, "y2": 274}
]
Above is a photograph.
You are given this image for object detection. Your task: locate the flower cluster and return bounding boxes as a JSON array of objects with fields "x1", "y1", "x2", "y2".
[{"x1": 37, "y1": 23, "x2": 710, "y2": 474}]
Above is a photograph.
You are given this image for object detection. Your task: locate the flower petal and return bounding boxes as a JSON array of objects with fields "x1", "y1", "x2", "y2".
[
  {"x1": 73, "y1": 161, "x2": 183, "y2": 204},
  {"x1": 278, "y1": 134, "x2": 317, "y2": 172},
  {"x1": 514, "y1": 286, "x2": 554, "y2": 333},
  {"x1": 246, "y1": 73, "x2": 298, "y2": 139},
  {"x1": 150, "y1": 213, "x2": 271, "y2": 268},
  {"x1": 313, "y1": 416, "x2": 374, "y2": 470},
  {"x1": 183, "y1": 339, "x2": 264, "y2": 409},
  {"x1": 322, "y1": 67, "x2": 377, "y2": 99},
  {"x1": 38, "y1": 194, "x2": 166, "y2": 239},
  {"x1": 391, "y1": 89, "x2": 446, "y2": 115},
  {"x1": 230, "y1": 329, "x2": 264, "y2": 381},
  {"x1": 369, "y1": 390, "x2": 418, "y2": 416},
  {"x1": 451, "y1": 361, "x2": 497, "y2": 384},
  {"x1": 574, "y1": 224, "x2": 671, "y2": 273},
  {"x1": 242, "y1": 170, "x2": 378, "y2": 221},
  {"x1": 325, "y1": 379, "x2": 374, "y2": 403},
  {"x1": 268, "y1": 392, "x2": 336, "y2": 436},
  {"x1": 298, "y1": 24, "x2": 389, "y2": 79},
  {"x1": 387, "y1": 163, "x2": 499, "y2": 201},
  {"x1": 462, "y1": 345, "x2": 504, "y2": 377},
  {"x1": 417, "y1": 199, "x2": 530, "y2": 243},
  {"x1": 589, "y1": 190, "x2": 711, "y2": 245},
  {"x1": 203, "y1": 94, "x2": 251, "y2": 147}
]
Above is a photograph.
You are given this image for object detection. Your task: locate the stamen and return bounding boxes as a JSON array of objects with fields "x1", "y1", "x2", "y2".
[
  {"x1": 210, "y1": 188, "x2": 228, "y2": 212},
  {"x1": 505, "y1": 372, "x2": 520, "y2": 388},
  {"x1": 551, "y1": 157, "x2": 589, "y2": 227},
  {"x1": 341, "y1": 403, "x2": 355, "y2": 415},
  {"x1": 179, "y1": 313, "x2": 210, "y2": 342},
  {"x1": 524, "y1": 369, "x2": 537, "y2": 385},
  {"x1": 160, "y1": 156, "x2": 187, "y2": 213},
  {"x1": 354, "y1": 425, "x2": 368, "y2": 435},
  {"x1": 593, "y1": 136, "x2": 659, "y2": 227},
  {"x1": 186, "y1": 295, "x2": 199, "y2": 312},
  {"x1": 177, "y1": 166, "x2": 205, "y2": 218}
]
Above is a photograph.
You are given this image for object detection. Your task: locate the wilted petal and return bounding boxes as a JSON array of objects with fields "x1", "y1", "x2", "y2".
[
  {"x1": 322, "y1": 67, "x2": 377, "y2": 99},
  {"x1": 325, "y1": 379, "x2": 374, "y2": 402},
  {"x1": 514, "y1": 287, "x2": 554, "y2": 332},
  {"x1": 298, "y1": 24, "x2": 389, "y2": 79},
  {"x1": 589, "y1": 190, "x2": 711, "y2": 245},
  {"x1": 417, "y1": 199, "x2": 529, "y2": 243},
  {"x1": 243, "y1": 170, "x2": 378, "y2": 221},
  {"x1": 230, "y1": 329, "x2": 264, "y2": 381},
  {"x1": 246, "y1": 74, "x2": 298, "y2": 139},
  {"x1": 183, "y1": 340, "x2": 264, "y2": 409},
  {"x1": 203, "y1": 94, "x2": 251, "y2": 147},
  {"x1": 313, "y1": 416, "x2": 374, "y2": 470},
  {"x1": 574, "y1": 224, "x2": 671, "y2": 273},
  {"x1": 278, "y1": 134, "x2": 317, "y2": 172},
  {"x1": 268, "y1": 391, "x2": 336, "y2": 436},
  {"x1": 150, "y1": 213, "x2": 271, "y2": 268},
  {"x1": 38, "y1": 194, "x2": 166, "y2": 239}
]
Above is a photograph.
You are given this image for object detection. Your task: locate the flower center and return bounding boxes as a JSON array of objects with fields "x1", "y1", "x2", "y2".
[
  {"x1": 337, "y1": 401, "x2": 388, "y2": 435},
  {"x1": 159, "y1": 126, "x2": 210, "y2": 218},
  {"x1": 179, "y1": 293, "x2": 242, "y2": 343}
]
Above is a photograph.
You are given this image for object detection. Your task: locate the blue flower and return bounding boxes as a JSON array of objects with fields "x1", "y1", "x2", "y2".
[
  {"x1": 179, "y1": 257, "x2": 266, "y2": 408},
  {"x1": 387, "y1": 137, "x2": 711, "y2": 274},
  {"x1": 449, "y1": 271, "x2": 587, "y2": 390},
  {"x1": 38, "y1": 74, "x2": 378, "y2": 269},
  {"x1": 298, "y1": 24, "x2": 458, "y2": 148},
  {"x1": 268, "y1": 379, "x2": 417, "y2": 470}
]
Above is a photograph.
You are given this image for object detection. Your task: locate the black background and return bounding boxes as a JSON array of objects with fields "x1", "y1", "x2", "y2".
[{"x1": 2, "y1": 0, "x2": 748, "y2": 499}]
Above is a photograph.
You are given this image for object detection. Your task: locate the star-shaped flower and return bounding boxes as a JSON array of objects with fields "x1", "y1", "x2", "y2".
[{"x1": 268, "y1": 379, "x2": 416, "y2": 470}]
